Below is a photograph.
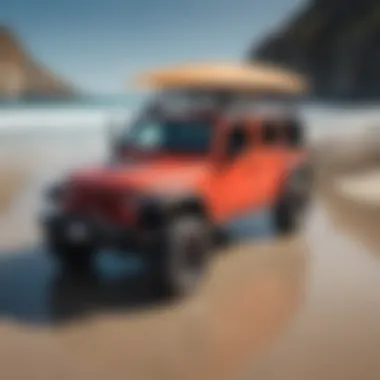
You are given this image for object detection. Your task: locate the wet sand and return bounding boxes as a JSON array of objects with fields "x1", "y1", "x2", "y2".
[{"x1": 0, "y1": 139, "x2": 380, "y2": 380}]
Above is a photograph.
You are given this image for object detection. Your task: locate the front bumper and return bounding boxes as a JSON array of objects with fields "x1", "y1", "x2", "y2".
[{"x1": 40, "y1": 211, "x2": 154, "y2": 252}]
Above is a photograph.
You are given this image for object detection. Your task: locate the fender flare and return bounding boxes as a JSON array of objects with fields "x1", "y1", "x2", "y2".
[{"x1": 137, "y1": 194, "x2": 210, "y2": 229}]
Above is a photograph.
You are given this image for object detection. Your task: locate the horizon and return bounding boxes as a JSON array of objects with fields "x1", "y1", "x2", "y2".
[{"x1": 2, "y1": 0, "x2": 304, "y2": 95}]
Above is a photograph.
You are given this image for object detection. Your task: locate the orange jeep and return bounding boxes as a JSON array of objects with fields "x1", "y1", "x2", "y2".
[{"x1": 40, "y1": 63, "x2": 312, "y2": 296}]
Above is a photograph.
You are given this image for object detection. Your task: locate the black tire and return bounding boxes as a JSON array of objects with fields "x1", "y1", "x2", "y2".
[
  {"x1": 274, "y1": 167, "x2": 312, "y2": 235},
  {"x1": 50, "y1": 270, "x2": 99, "y2": 323},
  {"x1": 146, "y1": 216, "x2": 212, "y2": 298},
  {"x1": 48, "y1": 241, "x2": 96, "y2": 274}
]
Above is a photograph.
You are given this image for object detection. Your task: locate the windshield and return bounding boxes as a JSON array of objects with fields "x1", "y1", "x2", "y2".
[{"x1": 121, "y1": 119, "x2": 213, "y2": 154}]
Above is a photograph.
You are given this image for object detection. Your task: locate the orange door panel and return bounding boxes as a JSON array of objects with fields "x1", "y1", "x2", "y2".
[
  {"x1": 200, "y1": 121, "x2": 264, "y2": 224},
  {"x1": 216, "y1": 152, "x2": 254, "y2": 222}
]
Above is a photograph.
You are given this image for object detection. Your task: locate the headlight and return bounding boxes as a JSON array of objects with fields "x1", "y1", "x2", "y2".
[
  {"x1": 40, "y1": 182, "x2": 67, "y2": 217},
  {"x1": 43, "y1": 197, "x2": 62, "y2": 214},
  {"x1": 44, "y1": 182, "x2": 67, "y2": 203},
  {"x1": 38, "y1": 190, "x2": 63, "y2": 222}
]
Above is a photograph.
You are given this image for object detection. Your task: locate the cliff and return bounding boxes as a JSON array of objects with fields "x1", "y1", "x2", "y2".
[
  {"x1": 249, "y1": 0, "x2": 380, "y2": 100},
  {"x1": 0, "y1": 26, "x2": 75, "y2": 99}
]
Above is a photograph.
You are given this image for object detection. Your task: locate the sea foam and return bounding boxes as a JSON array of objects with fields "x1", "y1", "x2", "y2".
[
  {"x1": 0, "y1": 107, "x2": 131, "y2": 133},
  {"x1": 0, "y1": 104, "x2": 379, "y2": 143}
]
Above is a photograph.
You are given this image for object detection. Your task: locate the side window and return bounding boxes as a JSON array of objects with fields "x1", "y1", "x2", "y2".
[
  {"x1": 226, "y1": 124, "x2": 250, "y2": 159},
  {"x1": 262, "y1": 121, "x2": 279, "y2": 145},
  {"x1": 284, "y1": 119, "x2": 304, "y2": 147}
]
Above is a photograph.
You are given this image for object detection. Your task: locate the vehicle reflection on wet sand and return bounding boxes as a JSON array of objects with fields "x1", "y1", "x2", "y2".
[{"x1": 0, "y1": 248, "x2": 164, "y2": 324}]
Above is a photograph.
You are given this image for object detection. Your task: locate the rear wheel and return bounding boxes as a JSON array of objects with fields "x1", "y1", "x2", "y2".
[
  {"x1": 146, "y1": 215, "x2": 212, "y2": 298},
  {"x1": 274, "y1": 167, "x2": 312, "y2": 235}
]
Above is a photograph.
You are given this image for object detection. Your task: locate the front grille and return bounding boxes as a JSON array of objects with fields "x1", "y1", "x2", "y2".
[{"x1": 66, "y1": 185, "x2": 124, "y2": 220}]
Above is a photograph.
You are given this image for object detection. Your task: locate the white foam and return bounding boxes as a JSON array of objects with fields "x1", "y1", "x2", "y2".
[
  {"x1": 336, "y1": 170, "x2": 380, "y2": 205},
  {"x1": 0, "y1": 107, "x2": 131, "y2": 132},
  {"x1": 301, "y1": 106, "x2": 380, "y2": 143},
  {"x1": 0, "y1": 103, "x2": 379, "y2": 142}
]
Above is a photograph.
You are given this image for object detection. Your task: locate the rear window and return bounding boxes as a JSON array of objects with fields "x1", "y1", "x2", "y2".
[{"x1": 283, "y1": 119, "x2": 304, "y2": 147}]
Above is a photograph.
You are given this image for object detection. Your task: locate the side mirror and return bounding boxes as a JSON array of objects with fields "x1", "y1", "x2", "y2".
[
  {"x1": 213, "y1": 126, "x2": 248, "y2": 169},
  {"x1": 224, "y1": 127, "x2": 247, "y2": 162}
]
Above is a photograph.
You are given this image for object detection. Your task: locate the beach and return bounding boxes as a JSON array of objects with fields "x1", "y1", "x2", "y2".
[{"x1": 0, "y1": 105, "x2": 380, "y2": 380}]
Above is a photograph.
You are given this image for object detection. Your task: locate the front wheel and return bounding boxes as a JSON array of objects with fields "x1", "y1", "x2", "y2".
[
  {"x1": 146, "y1": 216, "x2": 212, "y2": 298},
  {"x1": 47, "y1": 240, "x2": 96, "y2": 274}
]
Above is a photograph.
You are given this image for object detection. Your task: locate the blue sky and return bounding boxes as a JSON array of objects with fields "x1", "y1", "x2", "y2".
[{"x1": 2, "y1": 0, "x2": 304, "y2": 94}]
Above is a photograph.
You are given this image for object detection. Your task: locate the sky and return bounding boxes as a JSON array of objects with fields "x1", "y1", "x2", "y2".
[{"x1": 2, "y1": 0, "x2": 304, "y2": 94}]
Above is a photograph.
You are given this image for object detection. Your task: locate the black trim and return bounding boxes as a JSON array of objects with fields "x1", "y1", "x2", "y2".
[{"x1": 137, "y1": 194, "x2": 209, "y2": 229}]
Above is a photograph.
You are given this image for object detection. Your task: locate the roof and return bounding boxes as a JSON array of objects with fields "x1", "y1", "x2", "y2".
[
  {"x1": 134, "y1": 62, "x2": 309, "y2": 96},
  {"x1": 137, "y1": 101, "x2": 301, "y2": 127}
]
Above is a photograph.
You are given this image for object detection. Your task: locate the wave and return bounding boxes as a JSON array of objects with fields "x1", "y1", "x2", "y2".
[
  {"x1": 0, "y1": 107, "x2": 131, "y2": 133},
  {"x1": 0, "y1": 104, "x2": 379, "y2": 143}
]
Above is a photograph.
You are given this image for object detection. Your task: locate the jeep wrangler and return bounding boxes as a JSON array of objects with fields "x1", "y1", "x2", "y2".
[{"x1": 40, "y1": 63, "x2": 312, "y2": 297}]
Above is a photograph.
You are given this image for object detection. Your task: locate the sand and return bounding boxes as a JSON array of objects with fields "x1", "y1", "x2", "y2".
[
  {"x1": 336, "y1": 169, "x2": 380, "y2": 205},
  {"x1": 0, "y1": 167, "x2": 27, "y2": 213},
  {"x1": 0, "y1": 136, "x2": 379, "y2": 380}
]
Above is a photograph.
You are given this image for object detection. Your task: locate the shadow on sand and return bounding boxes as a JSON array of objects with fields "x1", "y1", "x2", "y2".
[
  {"x1": 0, "y1": 246, "x2": 172, "y2": 325},
  {"x1": 0, "y1": 211, "x2": 276, "y2": 326}
]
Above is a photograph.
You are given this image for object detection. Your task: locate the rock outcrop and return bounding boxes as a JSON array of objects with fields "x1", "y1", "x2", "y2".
[
  {"x1": 249, "y1": 0, "x2": 380, "y2": 100},
  {"x1": 0, "y1": 26, "x2": 74, "y2": 99}
]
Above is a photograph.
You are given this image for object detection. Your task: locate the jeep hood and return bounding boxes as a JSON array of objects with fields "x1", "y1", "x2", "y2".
[{"x1": 68, "y1": 157, "x2": 210, "y2": 194}]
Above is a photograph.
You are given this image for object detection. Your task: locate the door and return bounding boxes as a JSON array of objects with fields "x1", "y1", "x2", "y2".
[{"x1": 209, "y1": 123, "x2": 256, "y2": 224}]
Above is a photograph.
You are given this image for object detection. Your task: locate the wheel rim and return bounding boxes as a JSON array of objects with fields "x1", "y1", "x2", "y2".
[
  {"x1": 165, "y1": 226, "x2": 208, "y2": 295},
  {"x1": 180, "y1": 234, "x2": 206, "y2": 290},
  {"x1": 184, "y1": 236, "x2": 204, "y2": 269}
]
